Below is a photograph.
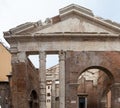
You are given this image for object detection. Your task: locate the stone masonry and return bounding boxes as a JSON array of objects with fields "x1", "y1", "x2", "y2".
[{"x1": 4, "y1": 4, "x2": 120, "y2": 108}]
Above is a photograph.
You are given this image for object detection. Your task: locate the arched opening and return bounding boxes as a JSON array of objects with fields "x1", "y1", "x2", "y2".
[
  {"x1": 29, "y1": 90, "x2": 39, "y2": 108},
  {"x1": 77, "y1": 66, "x2": 113, "y2": 108},
  {"x1": 80, "y1": 66, "x2": 114, "y2": 81}
]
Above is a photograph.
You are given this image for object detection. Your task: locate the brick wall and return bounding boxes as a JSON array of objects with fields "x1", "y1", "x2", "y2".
[
  {"x1": 11, "y1": 59, "x2": 39, "y2": 108},
  {"x1": 65, "y1": 51, "x2": 120, "y2": 108}
]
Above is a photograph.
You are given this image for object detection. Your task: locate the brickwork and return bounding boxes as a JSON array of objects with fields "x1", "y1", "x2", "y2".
[
  {"x1": 3, "y1": 4, "x2": 120, "y2": 108},
  {"x1": 11, "y1": 59, "x2": 39, "y2": 108},
  {"x1": 65, "y1": 51, "x2": 120, "y2": 108}
]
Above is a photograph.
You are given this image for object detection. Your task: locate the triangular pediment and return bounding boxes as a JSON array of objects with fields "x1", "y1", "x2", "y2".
[
  {"x1": 4, "y1": 4, "x2": 120, "y2": 36},
  {"x1": 34, "y1": 15, "x2": 118, "y2": 34}
]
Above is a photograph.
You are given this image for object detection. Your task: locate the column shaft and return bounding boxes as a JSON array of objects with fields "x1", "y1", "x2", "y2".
[
  {"x1": 39, "y1": 51, "x2": 46, "y2": 108},
  {"x1": 59, "y1": 51, "x2": 65, "y2": 108}
]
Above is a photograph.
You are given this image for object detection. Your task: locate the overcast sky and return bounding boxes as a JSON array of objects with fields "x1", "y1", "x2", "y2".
[
  {"x1": 0, "y1": 0, "x2": 120, "y2": 68},
  {"x1": 1, "y1": 0, "x2": 120, "y2": 43}
]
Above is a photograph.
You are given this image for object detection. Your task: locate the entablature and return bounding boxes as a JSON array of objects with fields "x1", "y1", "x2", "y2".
[{"x1": 4, "y1": 32, "x2": 120, "y2": 42}]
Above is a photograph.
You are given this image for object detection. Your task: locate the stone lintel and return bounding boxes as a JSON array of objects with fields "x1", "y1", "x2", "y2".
[
  {"x1": 4, "y1": 33, "x2": 120, "y2": 43},
  {"x1": 69, "y1": 83, "x2": 79, "y2": 87}
]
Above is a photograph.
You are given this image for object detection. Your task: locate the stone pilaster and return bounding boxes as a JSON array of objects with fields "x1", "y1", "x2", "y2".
[
  {"x1": 39, "y1": 51, "x2": 46, "y2": 108},
  {"x1": 111, "y1": 83, "x2": 120, "y2": 108},
  {"x1": 59, "y1": 51, "x2": 65, "y2": 108}
]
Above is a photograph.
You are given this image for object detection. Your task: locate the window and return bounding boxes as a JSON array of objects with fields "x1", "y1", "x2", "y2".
[
  {"x1": 47, "y1": 99, "x2": 51, "y2": 102},
  {"x1": 78, "y1": 96, "x2": 87, "y2": 108},
  {"x1": 47, "y1": 93, "x2": 51, "y2": 96},
  {"x1": 48, "y1": 86, "x2": 50, "y2": 89},
  {"x1": 55, "y1": 97, "x2": 59, "y2": 101}
]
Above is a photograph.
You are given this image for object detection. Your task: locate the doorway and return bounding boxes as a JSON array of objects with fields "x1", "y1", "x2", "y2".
[
  {"x1": 29, "y1": 90, "x2": 39, "y2": 108},
  {"x1": 78, "y1": 97, "x2": 86, "y2": 108}
]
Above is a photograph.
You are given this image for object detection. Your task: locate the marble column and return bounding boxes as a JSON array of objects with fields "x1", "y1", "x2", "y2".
[
  {"x1": 59, "y1": 51, "x2": 65, "y2": 108},
  {"x1": 39, "y1": 51, "x2": 46, "y2": 108}
]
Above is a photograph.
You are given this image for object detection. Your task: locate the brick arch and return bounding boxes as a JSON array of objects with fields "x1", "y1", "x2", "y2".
[
  {"x1": 77, "y1": 66, "x2": 114, "y2": 81},
  {"x1": 77, "y1": 66, "x2": 113, "y2": 100},
  {"x1": 66, "y1": 51, "x2": 120, "y2": 83},
  {"x1": 66, "y1": 51, "x2": 120, "y2": 108},
  {"x1": 29, "y1": 90, "x2": 38, "y2": 99},
  {"x1": 29, "y1": 90, "x2": 39, "y2": 108},
  {"x1": 77, "y1": 65, "x2": 114, "y2": 98}
]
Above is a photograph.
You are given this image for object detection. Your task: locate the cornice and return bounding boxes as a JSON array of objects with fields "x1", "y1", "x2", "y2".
[
  {"x1": 59, "y1": 4, "x2": 93, "y2": 16},
  {"x1": 3, "y1": 20, "x2": 53, "y2": 36},
  {"x1": 4, "y1": 23, "x2": 34, "y2": 36},
  {"x1": 60, "y1": 9, "x2": 120, "y2": 32},
  {"x1": 3, "y1": 4, "x2": 120, "y2": 38},
  {"x1": 4, "y1": 33, "x2": 120, "y2": 43}
]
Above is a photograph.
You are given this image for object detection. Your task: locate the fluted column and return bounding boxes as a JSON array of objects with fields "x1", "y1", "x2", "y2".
[
  {"x1": 39, "y1": 51, "x2": 46, "y2": 108},
  {"x1": 59, "y1": 51, "x2": 65, "y2": 108}
]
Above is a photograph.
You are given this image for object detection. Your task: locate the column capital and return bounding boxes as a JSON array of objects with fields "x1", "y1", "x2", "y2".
[
  {"x1": 39, "y1": 51, "x2": 46, "y2": 60},
  {"x1": 11, "y1": 53, "x2": 18, "y2": 63},
  {"x1": 10, "y1": 46, "x2": 18, "y2": 54},
  {"x1": 17, "y1": 51, "x2": 27, "y2": 62},
  {"x1": 59, "y1": 50, "x2": 65, "y2": 61}
]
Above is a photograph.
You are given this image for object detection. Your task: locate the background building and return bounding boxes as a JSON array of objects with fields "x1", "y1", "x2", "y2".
[
  {"x1": 46, "y1": 64, "x2": 59, "y2": 108},
  {"x1": 0, "y1": 42, "x2": 11, "y2": 81},
  {"x1": 0, "y1": 42, "x2": 11, "y2": 108}
]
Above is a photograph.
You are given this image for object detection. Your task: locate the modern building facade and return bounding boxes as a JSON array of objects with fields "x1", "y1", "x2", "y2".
[
  {"x1": 0, "y1": 42, "x2": 11, "y2": 81},
  {"x1": 46, "y1": 64, "x2": 59, "y2": 108},
  {"x1": 0, "y1": 42, "x2": 11, "y2": 108}
]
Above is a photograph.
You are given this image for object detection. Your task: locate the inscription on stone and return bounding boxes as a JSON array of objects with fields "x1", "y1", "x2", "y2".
[{"x1": 71, "y1": 100, "x2": 76, "y2": 103}]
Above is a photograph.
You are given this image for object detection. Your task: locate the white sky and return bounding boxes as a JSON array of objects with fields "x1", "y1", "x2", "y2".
[
  {"x1": 1, "y1": 0, "x2": 120, "y2": 43},
  {"x1": 0, "y1": 0, "x2": 120, "y2": 68}
]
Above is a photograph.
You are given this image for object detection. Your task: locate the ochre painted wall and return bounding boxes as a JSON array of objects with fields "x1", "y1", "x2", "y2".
[{"x1": 0, "y1": 43, "x2": 11, "y2": 81}]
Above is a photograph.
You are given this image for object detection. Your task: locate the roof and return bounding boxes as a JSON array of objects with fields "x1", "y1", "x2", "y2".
[
  {"x1": 0, "y1": 41, "x2": 10, "y2": 53},
  {"x1": 4, "y1": 4, "x2": 120, "y2": 37}
]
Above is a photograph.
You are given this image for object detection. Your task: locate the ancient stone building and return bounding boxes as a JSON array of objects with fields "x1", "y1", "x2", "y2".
[{"x1": 4, "y1": 4, "x2": 120, "y2": 108}]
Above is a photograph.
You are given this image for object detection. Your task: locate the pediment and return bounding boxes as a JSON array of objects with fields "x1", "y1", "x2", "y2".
[
  {"x1": 4, "y1": 4, "x2": 120, "y2": 36},
  {"x1": 34, "y1": 15, "x2": 118, "y2": 34}
]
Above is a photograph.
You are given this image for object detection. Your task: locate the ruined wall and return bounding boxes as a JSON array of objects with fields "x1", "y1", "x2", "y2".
[
  {"x1": 11, "y1": 59, "x2": 39, "y2": 108},
  {"x1": 27, "y1": 59, "x2": 39, "y2": 96},
  {"x1": 65, "y1": 51, "x2": 120, "y2": 108}
]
